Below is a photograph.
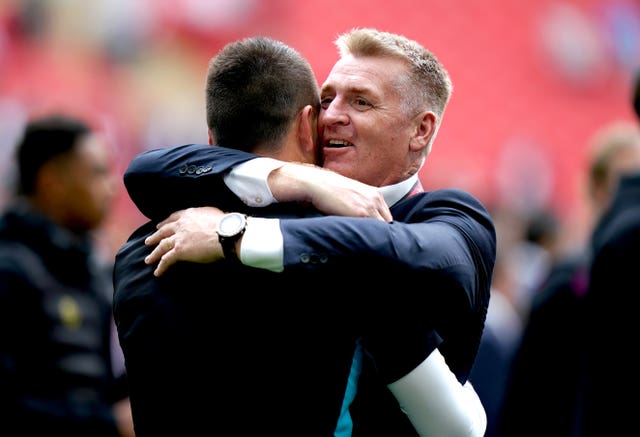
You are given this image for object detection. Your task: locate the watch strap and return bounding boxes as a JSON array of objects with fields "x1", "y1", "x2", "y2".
[{"x1": 219, "y1": 233, "x2": 243, "y2": 261}]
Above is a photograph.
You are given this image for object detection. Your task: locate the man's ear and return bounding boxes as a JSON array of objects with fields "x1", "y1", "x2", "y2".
[
  {"x1": 297, "y1": 105, "x2": 317, "y2": 157},
  {"x1": 410, "y1": 111, "x2": 437, "y2": 156},
  {"x1": 207, "y1": 129, "x2": 214, "y2": 145}
]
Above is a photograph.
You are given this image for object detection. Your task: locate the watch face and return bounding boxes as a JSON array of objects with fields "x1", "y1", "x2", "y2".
[{"x1": 218, "y1": 213, "x2": 246, "y2": 237}]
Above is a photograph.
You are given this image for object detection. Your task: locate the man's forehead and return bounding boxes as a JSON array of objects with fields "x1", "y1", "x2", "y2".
[
  {"x1": 322, "y1": 74, "x2": 406, "y2": 108},
  {"x1": 320, "y1": 78, "x2": 376, "y2": 96},
  {"x1": 322, "y1": 56, "x2": 406, "y2": 91}
]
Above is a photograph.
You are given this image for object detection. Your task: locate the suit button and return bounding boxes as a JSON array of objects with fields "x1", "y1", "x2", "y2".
[
  {"x1": 195, "y1": 166, "x2": 212, "y2": 174},
  {"x1": 309, "y1": 254, "x2": 321, "y2": 264}
]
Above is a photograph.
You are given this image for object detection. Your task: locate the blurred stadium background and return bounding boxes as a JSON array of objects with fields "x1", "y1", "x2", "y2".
[{"x1": 1, "y1": 0, "x2": 639, "y2": 256}]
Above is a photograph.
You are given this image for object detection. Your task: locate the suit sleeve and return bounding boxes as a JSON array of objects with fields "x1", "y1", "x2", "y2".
[
  {"x1": 280, "y1": 189, "x2": 496, "y2": 382},
  {"x1": 123, "y1": 144, "x2": 259, "y2": 220},
  {"x1": 281, "y1": 189, "x2": 495, "y2": 290}
]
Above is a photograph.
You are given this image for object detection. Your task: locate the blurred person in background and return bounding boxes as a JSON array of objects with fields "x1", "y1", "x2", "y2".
[
  {"x1": 498, "y1": 115, "x2": 640, "y2": 436},
  {"x1": 578, "y1": 72, "x2": 640, "y2": 436},
  {"x1": 0, "y1": 114, "x2": 134, "y2": 437},
  {"x1": 470, "y1": 206, "x2": 563, "y2": 437}
]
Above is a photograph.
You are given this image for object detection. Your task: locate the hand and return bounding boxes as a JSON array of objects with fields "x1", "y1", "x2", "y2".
[
  {"x1": 270, "y1": 163, "x2": 392, "y2": 222},
  {"x1": 144, "y1": 207, "x2": 226, "y2": 276}
]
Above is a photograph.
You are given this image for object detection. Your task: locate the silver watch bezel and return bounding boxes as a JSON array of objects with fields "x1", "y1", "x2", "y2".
[{"x1": 217, "y1": 212, "x2": 247, "y2": 238}]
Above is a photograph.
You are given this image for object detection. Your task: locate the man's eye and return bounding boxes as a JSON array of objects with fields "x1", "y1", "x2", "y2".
[
  {"x1": 354, "y1": 99, "x2": 369, "y2": 107},
  {"x1": 320, "y1": 97, "x2": 333, "y2": 108}
]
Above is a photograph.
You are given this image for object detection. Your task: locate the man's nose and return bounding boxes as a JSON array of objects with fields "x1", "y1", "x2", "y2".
[{"x1": 320, "y1": 100, "x2": 349, "y2": 125}]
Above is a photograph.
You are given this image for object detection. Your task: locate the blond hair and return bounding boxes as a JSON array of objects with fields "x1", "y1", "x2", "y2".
[
  {"x1": 335, "y1": 28, "x2": 453, "y2": 119},
  {"x1": 587, "y1": 120, "x2": 640, "y2": 211}
]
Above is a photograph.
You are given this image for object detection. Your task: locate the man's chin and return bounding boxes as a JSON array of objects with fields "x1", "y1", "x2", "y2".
[
  {"x1": 322, "y1": 147, "x2": 351, "y2": 166},
  {"x1": 322, "y1": 160, "x2": 357, "y2": 179}
]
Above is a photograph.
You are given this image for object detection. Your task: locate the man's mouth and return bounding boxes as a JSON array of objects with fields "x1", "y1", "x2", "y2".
[{"x1": 325, "y1": 140, "x2": 351, "y2": 148}]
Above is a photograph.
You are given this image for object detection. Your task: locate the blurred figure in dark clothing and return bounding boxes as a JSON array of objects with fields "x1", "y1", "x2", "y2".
[
  {"x1": 498, "y1": 117, "x2": 640, "y2": 437},
  {"x1": 578, "y1": 72, "x2": 640, "y2": 436},
  {"x1": 0, "y1": 114, "x2": 134, "y2": 437}
]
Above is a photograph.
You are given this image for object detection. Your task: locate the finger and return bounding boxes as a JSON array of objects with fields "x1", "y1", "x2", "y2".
[
  {"x1": 156, "y1": 209, "x2": 186, "y2": 228},
  {"x1": 154, "y1": 251, "x2": 177, "y2": 277},
  {"x1": 154, "y1": 260, "x2": 167, "y2": 277},
  {"x1": 380, "y1": 206, "x2": 393, "y2": 222},
  {"x1": 370, "y1": 203, "x2": 392, "y2": 222},
  {"x1": 145, "y1": 240, "x2": 167, "y2": 265},
  {"x1": 145, "y1": 226, "x2": 173, "y2": 247}
]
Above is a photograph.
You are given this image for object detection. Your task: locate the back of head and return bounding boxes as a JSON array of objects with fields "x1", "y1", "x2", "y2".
[
  {"x1": 16, "y1": 114, "x2": 90, "y2": 196},
  {"x1": 335, "y1": 28, "x2": 453, "y2": 121},
  {"x1": 205, "y1": 36, "x2": 320, "y2": 153}
]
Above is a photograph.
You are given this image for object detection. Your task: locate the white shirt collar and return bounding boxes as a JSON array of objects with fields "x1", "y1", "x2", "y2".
[{"x1": 379, "y1": 173, "x2": 420, "y2": 207}]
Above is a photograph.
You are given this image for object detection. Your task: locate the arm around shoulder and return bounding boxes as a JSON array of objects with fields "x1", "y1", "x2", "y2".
[{"x1": 123, "y1": 144, "x2": 258, "y2": 220}]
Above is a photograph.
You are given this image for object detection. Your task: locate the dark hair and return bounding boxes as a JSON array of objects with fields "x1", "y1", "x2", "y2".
[
  {"x1": 205, "y1": 36, "x2": 319, "y2": 153},
  {"x1": 15, "y1": 114, "x2": 91, "y2": 195}
]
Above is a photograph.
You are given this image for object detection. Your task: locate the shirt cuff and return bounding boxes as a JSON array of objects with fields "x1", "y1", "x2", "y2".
[
  {"x1": 223, "y1": 157, "x2": 284, "y2": 207},
  {"x1": 239, "y1": 217, "x2": 284, "y2": 272},
  {"x1": 387, "y1": 350, "x2": 487, "y2": 437}
]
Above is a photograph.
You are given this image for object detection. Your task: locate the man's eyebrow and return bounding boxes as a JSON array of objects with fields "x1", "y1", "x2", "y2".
[
  {"x1": 320, "y1": 84, "x2": 334, "y2": 94},
  {"x1": 349, "y1": 85, "x2": 373, "y2": 95},
  {"x1": 320, "y1": 83, "x2": 376, "y2": 99},
  {"x1": 325, "y1": 85, "x2": 373, "y2": 96}
]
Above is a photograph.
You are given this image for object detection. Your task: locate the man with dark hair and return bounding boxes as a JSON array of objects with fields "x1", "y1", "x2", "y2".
[
  {"x1": 115, "y1": 36, "x2": 401, "y2": 437},
  {"x1": 0, "y1": 114, "x2": 134, "y2": 437}
]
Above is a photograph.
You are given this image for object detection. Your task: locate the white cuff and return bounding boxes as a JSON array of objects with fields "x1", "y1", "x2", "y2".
[
  {"x1": 239, "y1": 217, "x2": 284, "y2": 272},
  {"x1": 223, "y1": 157, "x2": 284, "y2": 207}
]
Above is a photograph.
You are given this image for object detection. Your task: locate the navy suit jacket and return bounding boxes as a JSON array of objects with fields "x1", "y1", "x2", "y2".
[
  {"x1": 580, "y1": 172, "x2": 640, "y2": 437},
  {"x1": 114, "y1": 216, "x2": 358, "y2": 436},
  {"x1": 116, "y1": 144, "x2": 496, "y2": 436}
]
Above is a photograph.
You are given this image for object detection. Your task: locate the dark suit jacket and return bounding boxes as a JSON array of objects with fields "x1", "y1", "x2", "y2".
[
  {"x1": 116, "y1": 144, "x2": 496, "y2": 436},
  {"x1": 580, "y1": 172, "x2": 640, "y2": 437},
  {"x1": 114, "y1": 220, "x2": 360, "y2": 436},
  {"x1": 498, "y1": 253, "x2": 587, "y2": 437}
]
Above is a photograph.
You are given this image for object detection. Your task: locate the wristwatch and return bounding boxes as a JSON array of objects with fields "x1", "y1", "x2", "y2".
[{"x1": 217, "y1": 212, "x2": 247, "y2": 261}]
